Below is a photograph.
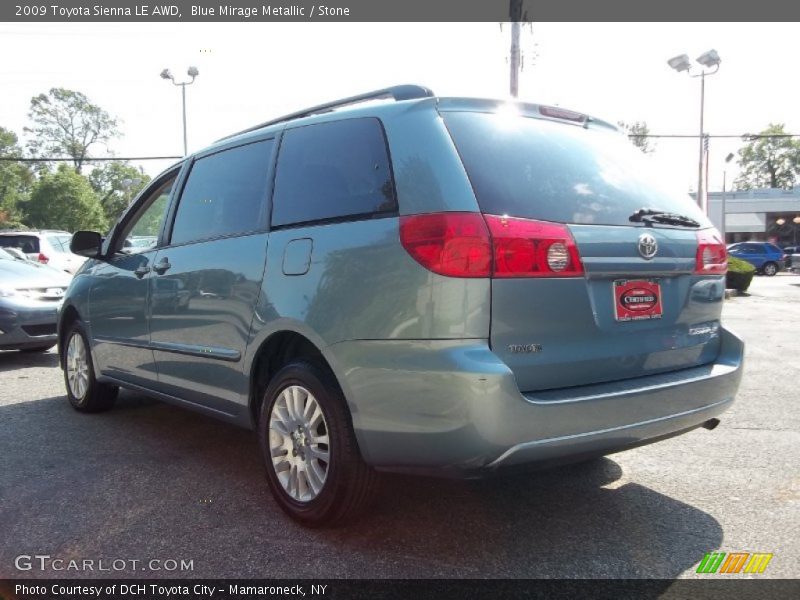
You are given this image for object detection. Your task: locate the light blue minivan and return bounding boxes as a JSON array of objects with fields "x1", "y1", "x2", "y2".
[{"x1": 60, "y1": 86, "x2": 743, "y2": 525}]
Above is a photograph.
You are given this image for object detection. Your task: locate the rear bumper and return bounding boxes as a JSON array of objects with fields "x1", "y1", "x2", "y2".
[
  {"x1": 0, "y1": 301, "x2": 60, "y2": 350},
  {"x1": 330, "y1": 327, "x2": 743, "y2": 474}
]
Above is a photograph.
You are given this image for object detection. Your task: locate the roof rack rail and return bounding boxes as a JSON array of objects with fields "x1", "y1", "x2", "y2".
[{"x1": 218, "y1": 84, "x2": 434, "y2": 141}]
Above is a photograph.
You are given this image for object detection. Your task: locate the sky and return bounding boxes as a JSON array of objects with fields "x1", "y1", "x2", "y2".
[{"x1": 1, "y1": 22, "x2": 798, "y2": 194}]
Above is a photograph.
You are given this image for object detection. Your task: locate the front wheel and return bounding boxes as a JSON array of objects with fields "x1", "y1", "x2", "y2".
[
  {"x1": 63, "y1": 322, "x2": 118, "y2": 412},
  {"x1": 258, "y1": 360, "x2": 377, "y2": 527},
  {"x1": 763, "y1": 261, "x2": 778, "y2": 276}
]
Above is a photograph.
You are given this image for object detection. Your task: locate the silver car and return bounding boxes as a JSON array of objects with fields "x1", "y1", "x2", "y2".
[
  {"x1": 0, "y1": 230, "x2": 87, "y2": 275},
  {"x1": 0, "y1": 248, "x2": 70, "y2": 352}
]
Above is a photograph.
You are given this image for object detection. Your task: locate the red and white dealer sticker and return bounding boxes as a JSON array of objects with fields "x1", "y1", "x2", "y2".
[{"x1": 613, "y1": 279, "x2": 663, "y2": 321}]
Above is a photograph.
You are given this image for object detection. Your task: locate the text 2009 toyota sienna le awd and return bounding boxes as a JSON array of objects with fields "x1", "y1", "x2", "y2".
[{"x1": 59, "y1": 85, "x2": 743, "y2": 526}]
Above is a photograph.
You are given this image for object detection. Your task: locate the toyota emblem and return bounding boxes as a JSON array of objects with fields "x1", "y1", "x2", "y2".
[{"x1": 638, "y1": 233, "x2": 658, "y2": 259}]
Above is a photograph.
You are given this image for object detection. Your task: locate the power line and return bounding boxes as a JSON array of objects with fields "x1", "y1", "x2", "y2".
[
  {"x1": 627, "y1": 134, "x2": 800, "y2": 139},
  {"x1": 0, "y1": 156, "x2": 181, "y2": 162}
]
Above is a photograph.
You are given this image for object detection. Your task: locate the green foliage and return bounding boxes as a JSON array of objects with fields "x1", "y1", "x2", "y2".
[
  {"x1": 24, "y1": 88, "x2": 119, "y2": 173},
  {"x1": 734, "y1": 124, "x2": 800, "y2": 190},
  {"x1": 130, "y1": 194, "x2": 168, "y2": 238},
  {"x1": 0, "y1": 127, "x2": 34, "y2": 229},
  {"x1": 726, "y1": 256, "x2": 756, "y2": 292},
  {"x1": 24, "y1": 164, "x2": 108, "y2": 232},
  {"x1": 618, "y1": 121, "x2": 655, "y2": 154},
  {"x1": 89, "y1": 161, "x2": 150, "y2": 225}
]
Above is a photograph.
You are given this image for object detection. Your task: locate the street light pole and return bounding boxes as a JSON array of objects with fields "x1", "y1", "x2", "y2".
[
  {"x1": 181, "y1": 83, "x2": 188, "y2": 157},
  {"x1": 160, "y1": 67, "x2": 199, "y2": 156},
  {"x1": 697, "y1": 71, "x2": 705, "y2": 211},
  {"x1": 721, "y1": 152, "x2": 735, "y2": 242},
  {"x1": 667, "y1": 50, "x2": 721, "y2": 211}
]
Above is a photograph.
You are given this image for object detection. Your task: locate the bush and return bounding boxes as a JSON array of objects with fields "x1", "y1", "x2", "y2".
[{"x1": 726, "y1": 256, "x2": 756, "y2": 292}]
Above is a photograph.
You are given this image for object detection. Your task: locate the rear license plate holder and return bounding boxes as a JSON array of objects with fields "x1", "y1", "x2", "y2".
[{"x1": 613, "y1": 279, "x2": 663, "y2": 321}]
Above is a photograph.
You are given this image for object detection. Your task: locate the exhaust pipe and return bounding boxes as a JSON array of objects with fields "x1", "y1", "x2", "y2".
[{"x1": 702, "y1": 418, "x2": 721, "y2": 430}]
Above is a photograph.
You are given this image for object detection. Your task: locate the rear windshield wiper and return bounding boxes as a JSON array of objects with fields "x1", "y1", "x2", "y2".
[{"x1": 629, "y1": 208, "x2": 700, "y2": 228}]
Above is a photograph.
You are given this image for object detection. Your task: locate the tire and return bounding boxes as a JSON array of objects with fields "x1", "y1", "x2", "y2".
[
  {"x1": 258, "y1": 360, "x2": 377, "y2": 527},
  {"x1": 20, "y1": 343, "x2": 56, "y2": 353},
  {"x1": 763, "y1": 261, "x2": 778, "y2": 276},
  {"x1": 62, "y1": 321, "x2": 118, "y2": 413}
]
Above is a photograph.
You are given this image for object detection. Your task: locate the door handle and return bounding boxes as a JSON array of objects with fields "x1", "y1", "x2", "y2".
[
  {"x1": 134, "y1": 265, "x2": 151, "y2": 279},
  {"x1": 153, "y1": 258, "x2": 172, "y2": 275}
]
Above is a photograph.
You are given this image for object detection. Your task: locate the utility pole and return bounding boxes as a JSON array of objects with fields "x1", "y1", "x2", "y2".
[{"x1": 509, "y1": 0, "x2": 524, "y2": 98}]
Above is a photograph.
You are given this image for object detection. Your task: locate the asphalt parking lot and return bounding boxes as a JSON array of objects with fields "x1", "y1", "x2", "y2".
[{"x1": 1, "y1": 274, "x2": 798, "y2": 580}]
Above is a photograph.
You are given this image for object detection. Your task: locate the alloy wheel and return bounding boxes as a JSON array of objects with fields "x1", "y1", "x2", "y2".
[
  {"x1": 66, "y1": 333, "x2": 90, "y2": 400},
  {"x1": 269, "y1": 385, "x2": 330, "y2": 502}
]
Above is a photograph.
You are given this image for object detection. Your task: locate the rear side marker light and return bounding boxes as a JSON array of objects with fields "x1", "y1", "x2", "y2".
[
  {"x1": 400, "y1": 212, "x2": 584, "y2": 278},
  {"x1": 695, "y1": 228, "x2": 727, "y2": 275},
  {"x1": 37, "y1": 253, "x2": 49, "y2": 264}
]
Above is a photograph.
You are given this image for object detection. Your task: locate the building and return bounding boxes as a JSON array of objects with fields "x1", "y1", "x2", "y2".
[{"x1": 705, "y1": 188, "x2": 800, "y2": 247}]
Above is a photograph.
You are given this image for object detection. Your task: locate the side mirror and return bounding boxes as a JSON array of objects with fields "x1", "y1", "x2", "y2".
[{"x1": 70, "y1": 231, "x2": 104, "y2": 258}]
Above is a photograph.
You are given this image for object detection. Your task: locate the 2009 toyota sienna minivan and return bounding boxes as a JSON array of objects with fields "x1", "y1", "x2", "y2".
[{"x1": 60, "y1": 85, "x2": 744, "y2": 526}]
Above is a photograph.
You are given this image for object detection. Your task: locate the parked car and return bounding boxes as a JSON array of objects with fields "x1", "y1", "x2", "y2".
[
  {"x1": 726, "y1": 241, "x2": 784, "y2": 276},
  {"x1": 0, "y1": 230, "x2": 87, "y2": 274},
  {"x1": 782, "y1": 245, "x2": 800, "y2": 271},
  {"x1": 58, "y1": 86, "x2": 744, "y2": 526},
  {"x1": 0, "y1": 247, "x2": 71, "y2": 352}
]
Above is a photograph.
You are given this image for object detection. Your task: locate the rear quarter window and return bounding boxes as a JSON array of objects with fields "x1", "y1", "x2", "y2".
[
  {"x1": 271, "y1": 118, "x2": 396, "y2": 227},
  {"x1": 443, "y1": 111, "x2": 710, "y2": 228},
  {"x1": 47, "y1": 234, "x2": 73, "y2": 253}
]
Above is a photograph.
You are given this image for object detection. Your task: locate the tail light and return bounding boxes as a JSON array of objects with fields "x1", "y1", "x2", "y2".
[
  {"x1": 399, "y1": 212, "x2": 583, "y2": 278},
  {"x1": 399, "y1": 213, "x2": 491, "y2": 277},
  {"x1": 484, "y1": 215, "x2": 583, "y2": 278},
  {"x1": 695, "y1": 229, "x2": 727, "y2": 275},
  {"x1": 37, "y1": 253, "x2": 49, "y2": 264}
]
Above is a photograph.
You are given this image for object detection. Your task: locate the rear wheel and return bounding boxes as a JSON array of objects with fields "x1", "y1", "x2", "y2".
[
  {"x1": 63, "y1": 322, "x2": 118, "y2": 412},
  {"x1": 258, "y1": 360, "x2": 377, "y2": 527},
  {"x1": 763, "y1": 261, "x2": 778, "y2": 276}
]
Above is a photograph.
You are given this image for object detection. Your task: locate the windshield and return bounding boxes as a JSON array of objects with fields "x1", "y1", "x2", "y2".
[{"x1": 443, "y1": 111, "x2": 711, "y2": 228}]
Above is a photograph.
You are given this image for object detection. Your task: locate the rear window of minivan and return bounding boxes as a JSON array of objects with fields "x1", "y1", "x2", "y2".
[{"x1": 443, "y1": 111, "x2": 710, "y2": 228}]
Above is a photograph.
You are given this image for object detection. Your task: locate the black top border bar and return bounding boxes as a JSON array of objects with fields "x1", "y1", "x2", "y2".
[{"x1": 3, "y1": 0, "x2": 800, "y2": 22}]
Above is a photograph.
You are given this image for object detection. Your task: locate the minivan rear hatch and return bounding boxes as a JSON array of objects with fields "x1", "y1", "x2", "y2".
[{"x1": 443, "y1": 107, "x2": 726, "y2": 392}]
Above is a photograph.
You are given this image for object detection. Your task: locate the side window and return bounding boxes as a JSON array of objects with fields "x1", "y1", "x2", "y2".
[
  {"x1": 169, "y1": 140, "x2": 274, "y2": 246},
  {"x1": 116, "y1": 172, "x2": 177, "y2": 254},
  {"x1": 271, "y1": 118, "x2": 396, "y2": 227},
  {"x1": 748, "y1": 244, "x2": 766, "y2": 254}
]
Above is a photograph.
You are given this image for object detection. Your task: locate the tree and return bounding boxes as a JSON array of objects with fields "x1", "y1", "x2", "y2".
[
  {"x1": 24, "y1": 164, "x2": 108, "y2": 232},
  {"x1": 734, "y1": 124, "x2": 800, "y2": 190},
  {"x1": 24, "y1": 88, "x2": 119, "y2": 173},
  {"x1": 618, "y1": 121, "x2": 655, "y2": 154},
  {"x1": 0, "y1": 127, "x2": 34, "y2": 229},
  {"x1": 89, "y1": 161, "x2": 150, "y2": 224}
]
